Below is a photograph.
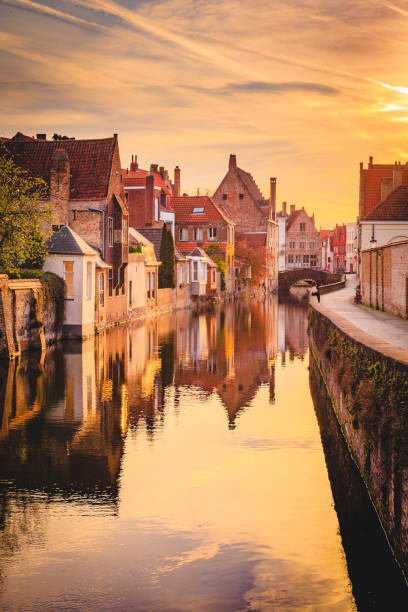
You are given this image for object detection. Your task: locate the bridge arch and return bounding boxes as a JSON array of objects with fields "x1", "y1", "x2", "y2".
[{"x1": 278, "y1": 269, "x2": 342, "y2": 294}]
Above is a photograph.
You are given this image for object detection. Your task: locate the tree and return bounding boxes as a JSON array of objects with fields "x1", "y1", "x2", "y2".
[
  {"x1": 158, "y1": 223, "x2": 175, "y2": 288},
  {"x1": 235, "y1": 237, "x2": 269, "y2": 287},
  {"x1": 0, "y1": 145, "x2": 51, "y2": 274}
]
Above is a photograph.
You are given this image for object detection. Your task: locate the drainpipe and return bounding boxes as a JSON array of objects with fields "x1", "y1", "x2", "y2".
[{"x1": 88, "y1": 207, "x2": 105, "y2": 259}]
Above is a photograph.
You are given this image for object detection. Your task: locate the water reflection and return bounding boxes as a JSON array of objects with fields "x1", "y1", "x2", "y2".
[{"x1": 0, "y1": 298, "x2": 397, "y2": 610}]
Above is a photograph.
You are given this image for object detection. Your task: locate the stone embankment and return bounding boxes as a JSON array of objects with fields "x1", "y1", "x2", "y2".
[{"x1": 309, "y1": 281, "x2": 408, "y2": 580}]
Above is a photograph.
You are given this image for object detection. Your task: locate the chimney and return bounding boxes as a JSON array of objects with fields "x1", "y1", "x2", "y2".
[
  {"x1": 50, "y1": 149, "x2": 70, "y2": 225},
  {"x1": 269, "y1": 177, "x2": 276, "y2": 221},
  {"x1": 159, "y1": 166, "x2": 165, "y2": 178},
  {"x1": 150, "y1": 163, "x2": 158, "y2": 174},
  {"x1": 393, "y1": 161, "x2": 403, "y2": 189},
  {"x1": 36, "y1": 133, "x2": 46, "y2": 140},
  {"x1": 290, "y1": 204, "x2": 295, "y2": 215},
  {"x1": 369, "y1": 155, "x2": 373, "y2": 168},
  {"x1": 145, "y1": 174, "x2": 155, "y2": 225},
  {"x1": 174, "y1": 165, "x2": 181, "y2": 197},
  {"x1": 130, "y1": 154, "x2": 138, "y2": 172},
  {"x1": 282, "y1": 201, "x2": 287, "y2": 216},
  {"x1": 229, "y1": 154, "x2": 237, "y2": 170}
]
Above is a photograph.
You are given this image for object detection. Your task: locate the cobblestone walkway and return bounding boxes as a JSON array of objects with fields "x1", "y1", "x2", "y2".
[{"x1": 311, "y1": 274, "x2": 408, "y2": 354}]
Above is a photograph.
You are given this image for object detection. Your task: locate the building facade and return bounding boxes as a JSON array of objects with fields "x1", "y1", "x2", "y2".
[
  {"x1": 285, "y1": 206, "x2": 321, "y2": 269},
  {"x1": 332, "y1": 224, "x2": 346, "y2": 272},
  {"x1": 213, "y1": 155, "x2": 278, "y2": 291},
  {"x1": 346, "y1": 222, "x2": 358, "y2": 273}
]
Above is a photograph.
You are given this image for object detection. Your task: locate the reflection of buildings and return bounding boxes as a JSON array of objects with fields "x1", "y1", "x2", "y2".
[
  {"x1": 278, "y1": 301, "x2": 309, "y2": 362},
  {"x1": 174, "y1": 300, "x2": 278, "y2": 428}
]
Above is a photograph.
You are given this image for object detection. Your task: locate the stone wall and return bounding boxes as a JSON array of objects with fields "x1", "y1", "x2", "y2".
[
  {"x1": 309, "y1": 304, "x2": 408, "y2": 580},
  {"x1": 0, "y1": 276, "x2": 64, "y2": 360},
  {"x1": 361, "y1": 241, "x2": 408, "y2": 317}
]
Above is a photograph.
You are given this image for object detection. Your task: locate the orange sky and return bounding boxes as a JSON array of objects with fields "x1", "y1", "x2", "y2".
[{"x1": 1, "y1": 0, "x2": 408, "y2": 227}]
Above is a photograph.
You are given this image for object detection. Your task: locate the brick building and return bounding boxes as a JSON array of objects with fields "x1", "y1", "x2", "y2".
[
  {"x1": 320, "y1": 229, "x2": 333, "y2": 271},
  {"x1": 3, "y1": 132, "x2": 129, "y2": 331},
  {"x1": 122, "y1": 156, "x2": 179, "y2": 235},
  {"x1": 213, "y1": 155, "x2": 278, "y2": 291},
  {"x1": 361, "y1": 240, "x2": 408, "y2": 317},
  {"x1": 332, "y1": 224, "x2": 347, "y2": 272},
  {"x1": 359, "y1": 156, "x2": 408, "y2": 221},
  {"x1": 285, "y1": 206, "x2": 321, "y2": 269},
  {"x1": 170, "y1": 195, "x2": 235, "y2": 294}
]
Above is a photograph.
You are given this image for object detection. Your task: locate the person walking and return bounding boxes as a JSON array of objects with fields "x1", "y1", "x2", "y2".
[{"x1": 312, "y1": 283, "x2": 321, "y2": 303}]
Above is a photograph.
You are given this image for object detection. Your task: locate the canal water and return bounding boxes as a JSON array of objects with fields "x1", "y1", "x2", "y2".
[{"x1": 0, "y1": 300, "x2": 406, "y2": 611}]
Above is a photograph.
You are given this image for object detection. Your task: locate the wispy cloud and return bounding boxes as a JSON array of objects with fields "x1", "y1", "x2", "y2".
[{"x1": 3, "y1": 0, "x2": 107, "y2": 30}]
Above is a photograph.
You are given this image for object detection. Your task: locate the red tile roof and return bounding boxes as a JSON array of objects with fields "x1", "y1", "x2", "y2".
[
  {"x1": 177, "y1": 241, "x2": 228, "y2": 253},
  {"x1": 2, "y1": 136, "x2": 116, "y2": 200},
  {"x1": 320, "y1": 229, "x2": 331, "y2": 241},
  {"x1": 122, "y1": 168, "x2": 171, "y2": 195},
  {"x1": 365, "y1": 184, "x2": 408, "y2": 221},
  {"x1": 170, "y1": 195, "x2": 234, "y2": 225}
]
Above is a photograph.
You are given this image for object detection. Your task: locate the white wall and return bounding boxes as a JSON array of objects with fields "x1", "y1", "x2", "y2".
[
  {"x1": 277, "y1": 217, "x2": 286, "y2": 271},
  {"x1": 360, "y1": 221, "x2": 408, "y2": 251}
]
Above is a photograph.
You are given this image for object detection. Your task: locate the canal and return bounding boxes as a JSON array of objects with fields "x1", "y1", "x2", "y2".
[{"x1": 0, "y1": 299, "x2": 407, "y2": 611}]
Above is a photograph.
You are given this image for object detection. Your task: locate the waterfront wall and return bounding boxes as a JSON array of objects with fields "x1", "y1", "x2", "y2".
[
  {"x1": 0, "y1": 274, "x2": 64, "y2": 360},
  {"x1": 361, "y1": 240, "x2": 408, "y2": 317},
  {"x1": 309, "y1": 304, "x2": 408, "y2": 579}
]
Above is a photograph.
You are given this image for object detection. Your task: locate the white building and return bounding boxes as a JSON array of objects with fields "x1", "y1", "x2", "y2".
[
  {"x1": 276, "y1": 203, "x2": 288, "y2": 271},
  {"x1": 346, "y1": 222, "x2": 358, "y2": 273},
  {"x1": 360, "y1": 184, "x2": 408, "y2": 251}
]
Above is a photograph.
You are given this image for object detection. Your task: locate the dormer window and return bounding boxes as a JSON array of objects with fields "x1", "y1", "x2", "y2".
[
  {"x1": 192, "y1": 206, "x2": 204, "y2": 214},
  {"x1": 222, "y1": 194, "x2": 227, "y2": 200},
  {"x1": 239, "y1": 193, "x2": 244, "y2": 199}
]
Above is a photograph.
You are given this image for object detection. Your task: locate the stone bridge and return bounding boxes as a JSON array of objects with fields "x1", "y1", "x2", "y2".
[{"x1": 278, "y1": 269, "x2": 342, "y2": 294}]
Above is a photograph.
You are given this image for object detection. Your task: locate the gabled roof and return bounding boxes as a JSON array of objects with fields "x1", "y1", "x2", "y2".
[
  {"x1": 47, "y1": 225, "x2": 96, "y2": 255},
  {"x1": 365, "y1": 184, "x2": 408, "y2": 221},
  {"x1": 2, "y1": 136, "x2": 116, "y2": 200},
  {"x1": 129, "y1": 227, "x2": 154, "y2": 247},
  {"x1": 170, "y1": 195, "x2": 234, "y2": 225},
  {"x1": 286, "y1": 207, "x2": 316, "y2": 231},
  {"x1": 320, "y1": 229, "x2": 331, "y2": 241},
  {"x1": 137, "y1": 227, "x2": 163, "y2": 259},
  {"x1": 188, "y1": 246, "x2": 217, "y2": 266}
]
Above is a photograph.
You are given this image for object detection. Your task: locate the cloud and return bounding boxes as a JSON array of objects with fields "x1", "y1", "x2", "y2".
[
  {"x1": 225, "y1": 81, "x2": 339, "y2": 95},
  {"x1": 2, "y1": 0, "x2": 107, "y2": 30}
]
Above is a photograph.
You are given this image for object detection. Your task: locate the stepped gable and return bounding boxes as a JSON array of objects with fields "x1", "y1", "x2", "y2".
[
  {"x1": 286, "y1": 208, "x2": 303, "y2": 230},
  {"x1": 169, "y1": 195, "x2": 234, "y2": 224},
  {"x1": 365, "y1": 184, "x2": 408, "y2": 220},
  {"x1": 236, "y1": 167, "x2": 265, "y2": 205},
  {"x1": 3, "y1": 136, "x2": 116, "y2": 200}
]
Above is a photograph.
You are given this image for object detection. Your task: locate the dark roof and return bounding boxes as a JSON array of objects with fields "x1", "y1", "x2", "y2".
[
  {"x1": 137, "y1": 227, "x2": 163, "y2": 259},
  {"x1": 47, "y1": 225, "x2": 96, "y2": 255},
  {"x1": 2, "y1": 136, "x2": 116, "y2": 200},
  {"x1": 365, "y1": 184, "x2": 408, "y2": 221},
  {"x1": 175, "y1": 247, "x2": 186, "y2": 261}
]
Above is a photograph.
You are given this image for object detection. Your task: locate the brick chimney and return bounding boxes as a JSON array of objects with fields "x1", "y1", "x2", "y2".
[
  {"x1": 50, "y1": 148, "x2": 70, "y2": 225},
  {"x1": 269, "y1": 177, "x2": 276, "y2": 221},
  {"x1": 282, "y1": 201, "x2": 287, "y2": 216},
  {"x1": 393, "y1": 161, "x2": 404, "y2": 189},
  {"x1": 150, "y1": 163, "x2": 158, "y2": 174},
  {"x1": 130, "y1": 154, "x2": 138, "y2": 172},
  {"x1": 229, "y1": 154, "x2": 237, "y2": 170},
  {"x1": 174, "y1": 166, "x2": 181, "y2": 197},
  {"x1": 290, "y1": 204, "x2": 295, "y2": 215},
  {"x1": 369, "y1": 155, "x2": 373, "y2": 168},
  {"x1": 145, "y1": 174, "x2": 155, "y2": 225}
]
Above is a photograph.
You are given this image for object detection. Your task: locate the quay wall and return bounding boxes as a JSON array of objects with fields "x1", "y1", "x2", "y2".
[
  {"x1": 309, "y1": 303, "x2": 408, "y2": 580},
  {"x1": 0, "y1": 274, "x2": 64, "y2": 360}
]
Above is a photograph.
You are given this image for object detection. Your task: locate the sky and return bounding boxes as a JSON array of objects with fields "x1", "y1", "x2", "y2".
[{"x1": 1, "y1": 0, "x2": 408, "y2": 227}]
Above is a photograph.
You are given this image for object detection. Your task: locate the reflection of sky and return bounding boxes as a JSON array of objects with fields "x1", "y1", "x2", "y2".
[
  {"x1": 0, "y1": 305, "x2": 354, "y2": 609},
  {"x1": 2, "y1": 1, "x2": 408, "y2": 226}
]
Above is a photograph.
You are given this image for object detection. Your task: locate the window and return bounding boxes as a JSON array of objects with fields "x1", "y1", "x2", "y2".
[
  {"x1": 151, "y1": 272, "x2": 156, "y2": 298},
  {"x1": 154, "y1": 197, "x2": 159, "y2": 221},
  {"x1": 86, "y1": 262, "x2": 92, "y2": 300},
  {"x1": 289, "y1": 241, "x2": 295, "y2": 249},
  {"x1": 193, "y1": 228, "x2": 203, "y2": 241},
  {"x1": 222, "y1": 194, "x2": 227, "y2": 200},
  {"x1": 108, "y1": 269, "x2": 113, "y2": 297},
  {"x1": 310, "y1": 241, "x2": 315, "y2": 250},
  {"x1": 295, "y1": 255, "x2": 301, "y2": 263},
  {"x1": 239, "y1": 193, "x2": 244, "y2": 199},
  {"x1": 125, "y1": 191, "x2": 129, "y2": 203},
  {"x1": 63, "y1": 261, "x2": 74, "y2": 299},
  {"x1": 147, "y1": 272, "x2": 151, "y2": 299},
  {"x1": 123, "y1": 218, "x2": 128, "y2": 245},
  {"x1": 99, "y1": 273, "x2": 105, "y2": 307},
  {"x1": 300, "y1": 241, "x2": 305, "y2": 249},
  {"x1": 179, "y1": 266, "x2": 183, "y2": 285},
  {"x1": 108, "y1": 218, "x2": 113, "y2": 247},
  {"x1": 192, "y1": 206, "x2": 204, "y2": 214},
  {"x1": 187, "y1": 262, "x2": 190, "y2": 283},
  {"x1": 193, "y1": 261, "x2": 198, "y2": 281},
  {"x1": 129, "y1": 280, "x2": 132, "y2": 305},
  {"x1": 208, "y1": 227, "x2": 217, "y2": 239},
  {"x1": 179, "y1": 227, "x2": 188, "y2": 241},
  {"x1": 300, "y1": 222, "x2": 306, "y2": 232},
  {"x1": 288, "y1": 254, "x2": 294, "y2": 263},
  {"x1": 303, "y1": 254, "x2": 309, "y2": 264},
  {"x1": 212, "y1": 269, "x2": 216, "y2": 282},
  {"x1": 311, "y1": 254, "x2": 317, "y2": 266}
]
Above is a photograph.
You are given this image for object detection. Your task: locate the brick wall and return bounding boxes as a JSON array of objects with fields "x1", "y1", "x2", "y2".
[
  {"x1": 213, "y1": 170, "x2": 267, "y2": 233},
  {"x1": 361, "y1": 240, "x2": 408, "y2": 317}
]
